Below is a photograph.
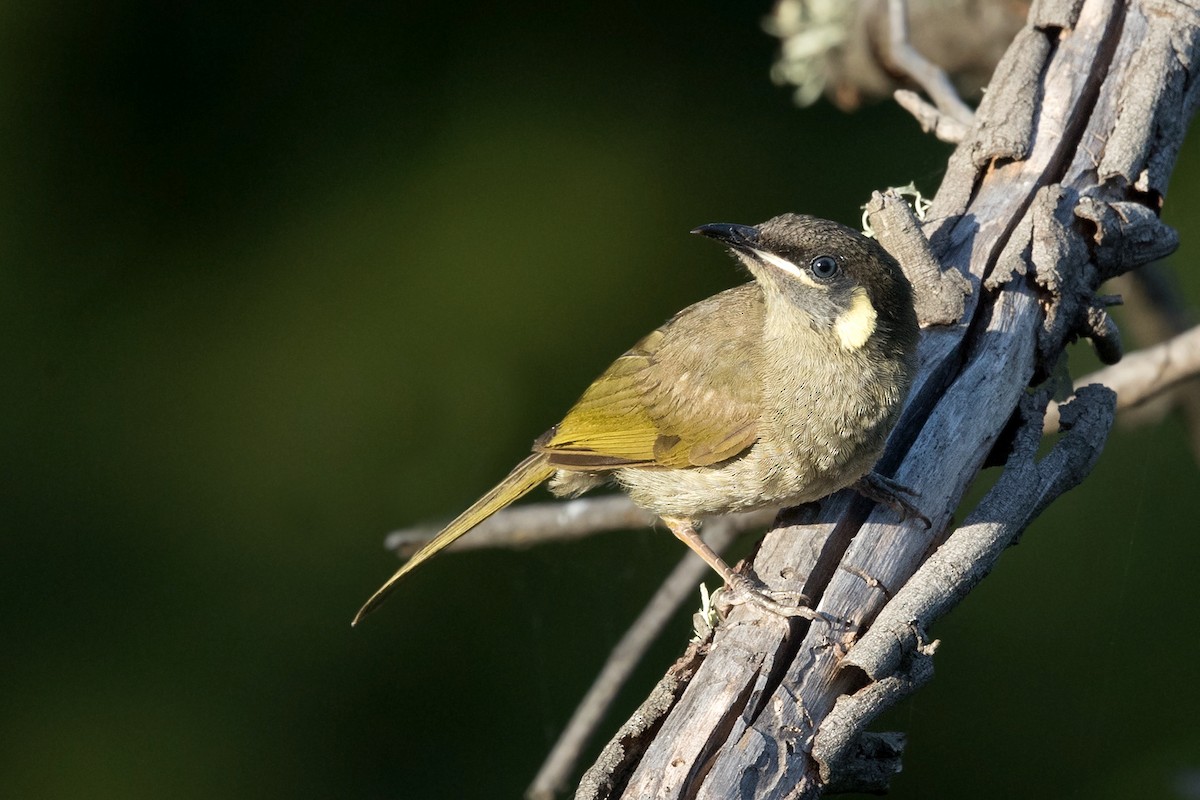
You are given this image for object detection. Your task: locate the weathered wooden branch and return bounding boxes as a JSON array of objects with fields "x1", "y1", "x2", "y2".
[
  {"x1": 527, "y1": 516, "x2": 749, "y2": 800},
  {"x1": 384, "y1": 496, "x2": 773, "y2": 557},
  {"x1": 385, "y1": 495, "x2": 654, "y2": 558},
  {"x1": 864, "y1": 190, "x2": 970, "y2": 325},
  {"x1": 894, "y1": 88, "x2": 969, "y2": 143},
  {"x1": 1045, "y1": 323, "x2": 1200, "y2": 433},
  {"x1": 1107, "y1": 266, "x2": 1200, "y2": 459},
  {"x1": 577, "y1": 1, "x2": 1200, "y2": 797},
  {"x1": 883, "y1": 0, "x2": 977, "y2": 126},
  {"x1": 822, "y1": 383, "x2": 1115, "y2": 782}
]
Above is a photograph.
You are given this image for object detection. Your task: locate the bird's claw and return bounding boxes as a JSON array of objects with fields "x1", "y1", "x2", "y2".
[
  {"x1": 853, "y1": 472, "x2": 932, "y2": 529},
  {"x1": 722, "y1": 574, "x2": 819, "y2": 620}
]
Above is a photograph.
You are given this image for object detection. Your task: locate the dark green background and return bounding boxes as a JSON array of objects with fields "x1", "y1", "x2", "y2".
[{"x1": 4, "y1": 3, "x2": 1198, "y2": 798}]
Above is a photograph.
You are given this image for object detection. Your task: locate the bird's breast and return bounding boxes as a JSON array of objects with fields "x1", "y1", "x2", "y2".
[{"x1": 610, "y1": 329, "x2": 912, "y2": 520}]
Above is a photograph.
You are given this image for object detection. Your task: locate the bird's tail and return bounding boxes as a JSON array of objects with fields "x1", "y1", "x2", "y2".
[{"x1": 352, "y1": 453, "x2": 556, "y2": 626}]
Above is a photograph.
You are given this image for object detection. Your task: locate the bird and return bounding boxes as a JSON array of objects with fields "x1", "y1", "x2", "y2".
[{"x1": 353, "y1": 213, "x2": 920, "y2": 626}]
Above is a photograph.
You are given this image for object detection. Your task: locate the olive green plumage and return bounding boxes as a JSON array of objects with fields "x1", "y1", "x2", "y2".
[{"x1": 354, "y1": 213, "x2": 918, "y2": 625}]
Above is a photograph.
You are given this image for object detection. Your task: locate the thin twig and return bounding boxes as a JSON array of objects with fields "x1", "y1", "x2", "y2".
[
  {"x1": 384, "y1": 495, "x2": 654, "y2": 557},
  {"x1": 1044, "y1": 324, "x2": 1200, "y2": 434},
  {"x1": 384, "y1": 495, "x2": 775, "y2": 559},
  {"x1": 894, "y1": 89, "x2": 969, "y2": 144},
  {"x1": 1112, "y1": 267, "x2": 1200, "y2": 460},
  {"x1": 526, "y1": 520, "x2": 744, "y2": 800},
  {"x1": 885, "y1": 0, "x2": 976, "y2": 125}
]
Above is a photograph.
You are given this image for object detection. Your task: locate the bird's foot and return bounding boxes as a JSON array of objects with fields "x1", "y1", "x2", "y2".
[
  {"x1": 722, "y1": 574, "x2": 818, "y2": 620},
  {"x1": 662, "y1": 514, "x2": 822, "y2": 621},
  {"x1": 853, "y1": 471, "x2": 931, "y2": 529}
]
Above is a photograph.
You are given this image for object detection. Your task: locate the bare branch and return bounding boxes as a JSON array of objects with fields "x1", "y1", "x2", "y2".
[
  {"x1": 814, "y1": 386, "x2": 1114, "y2": 781},
  {"x1": 864, "y1": 189, "x2": 971, "y2": 325},
  {"x1": 575, "y1": 643, "x2": 708, "y2": 800},
  {"x1": 384, "y1": 495, "x2": 774, "y2": 558},
  {"x1": 884, "y1": 0, "x2": 976, "y2": 125},
  {"x1": 843, "y1": 385, "x2": 1115, "y2": 682},
  {"x1": 893, "y1": 88, "x2": 968, "y2": 143},
  {"x1": 1045, "y1": 324, "x2": 1200, "y2": 434},
  {"x1": 1111, "y1": 265, "x2": 1200, "y2": 459},
  {"x1": 528, "y1": 521, "x2": 742, "y2": 800},
  {"x1": 384, "y1": 495, "x2": 653, "y2": 557}
]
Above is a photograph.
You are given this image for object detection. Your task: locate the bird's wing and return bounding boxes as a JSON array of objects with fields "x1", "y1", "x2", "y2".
[{"x1": 535, "y1": 283, "x2": 764, "y2": 469}]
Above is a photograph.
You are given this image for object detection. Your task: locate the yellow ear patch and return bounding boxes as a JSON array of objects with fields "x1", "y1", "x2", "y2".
[{"x1": 834, "y1": 288, "x2": 877, "y2": 351}]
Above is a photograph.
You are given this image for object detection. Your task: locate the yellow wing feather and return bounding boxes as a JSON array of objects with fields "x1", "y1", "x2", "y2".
[{"x1": 537, "y1": 284, "x2": 764, "y2": 470}]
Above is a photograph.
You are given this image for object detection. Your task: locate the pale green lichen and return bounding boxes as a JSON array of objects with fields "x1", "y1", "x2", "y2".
[
  {"x1": 765, "y1": 0, "x2": 855, "y2": 107},
  {"x1": 861, "y1": 183, "x2": 932, "y2": 238}
]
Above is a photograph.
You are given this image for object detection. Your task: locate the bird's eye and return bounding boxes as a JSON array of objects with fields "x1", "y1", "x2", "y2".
[{"x1": 810, "y1": 255, "x2": 839, "y2": 280}]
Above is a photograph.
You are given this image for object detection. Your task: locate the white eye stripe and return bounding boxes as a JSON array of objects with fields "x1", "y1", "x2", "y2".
[
  {"x1": 754, "y1": 249, "x2": 800, "y2": 276},
  {"x1": 753, "y1": 249, "x2": 820, "y2": 287}
]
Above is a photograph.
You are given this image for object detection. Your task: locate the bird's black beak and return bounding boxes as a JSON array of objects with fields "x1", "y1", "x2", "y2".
[{"x1": 691, "y1": 223, "x2": 760, "y2": 251}]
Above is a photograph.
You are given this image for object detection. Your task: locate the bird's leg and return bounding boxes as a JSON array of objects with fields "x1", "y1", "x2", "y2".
[
  {"x1": 661, "y1": 516, "x2": 816, "y2": 620},
  {"x1": 853, "y1": 471, "x2": 931, "y2": 528}
]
